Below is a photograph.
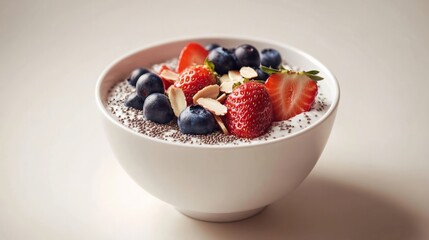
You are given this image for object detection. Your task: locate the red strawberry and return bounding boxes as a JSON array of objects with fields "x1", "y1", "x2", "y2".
[
  {"x1": 157, "y1": 64, "x2": 175, "y2": 90},
  {"x1": 176, "y1": 42, "x2": 208, "y2": 73},
  {"x1": 265, "y1": 72, "x2": 318, "y2": 121},
  {"x1": 174, "y1": 65, "x2": 217, "y2": 105},
  {"x1": 223, "y1": 82, "x2": 273, "y2": 138}
]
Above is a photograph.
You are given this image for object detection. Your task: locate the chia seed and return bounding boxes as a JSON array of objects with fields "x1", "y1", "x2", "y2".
[{"x1": 106, "y1": 73, "x2": 331, "y2": 146}]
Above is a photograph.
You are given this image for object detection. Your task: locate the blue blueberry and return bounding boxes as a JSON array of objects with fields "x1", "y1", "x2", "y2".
[
  {"x1": 253, "y1": 68, "x2": 269, "y2": 81},
  {"x1": 260, "y1": 48, "x2": 282, "y2": 68},
  {"x1": 205, "y1": 43, "x2": 220, "y2": 52},
  {"x1": 142, "y1": 93, "x2": 174, "y2": 124},
  {"x1": 207, "y1": 47, "x2": 238, "y2": 75},
  {"x1": 234, "y1": 44, "x2": 260, "y2": 68},
  {"x1": 127, "y1": 68, "x2": 150, "y2": 87},
  {"x1": 136, "y1": 73, "x2": 164, "y2": 98},
  {"x1": 178, "y1": 105, "x2": 217, "y2": 135},
  {"x1": 124, "y1": 92, "x2": 145, "y2": 110}
]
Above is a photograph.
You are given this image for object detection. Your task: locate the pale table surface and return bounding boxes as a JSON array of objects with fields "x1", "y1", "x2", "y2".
[{"x1": 1, "y1": 0, "x2": 428, "y2": 239}]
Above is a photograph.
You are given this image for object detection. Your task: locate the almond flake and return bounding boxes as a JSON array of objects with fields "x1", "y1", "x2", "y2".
[
  {"x1": 240, "y1": 66, "x2": 258, "y2": 79},
  {"x1": 192, "y1": 85, "x2": 220, "y2": 104},
  {"x1": 168, "y1": 86, "x2": 186, "y2": 117},
  {"x1": 196, "y1": 98, "x2": 227, "y2": 116},
  {"x1": 228, "y1": 70, "x2": 243, "y2": 82},
  {"x1": 159, "y1": 69, "x2": 179, "y2": 81},
  {"x1": 220, "y1": 81, "x2": 235, "y2": 94},
  {"x1": 214, "y1": 115, "x2": 229, "y2": 135},
  {"x1": 216, "y1": 93, "x2": 227, "y2": 103},
  {"x1": 219, "y1": 74, "x2": 231, "y2": 83}
]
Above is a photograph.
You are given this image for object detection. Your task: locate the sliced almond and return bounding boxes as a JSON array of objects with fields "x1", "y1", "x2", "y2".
[
  {"x1": 214, "y1": 115, "x2": 229, "y2": 135},
  {"x1": 168, "y1": 86, "x2": 186, "y2": 117},
  {"x1": 220, "y1": 81, "x2": 235, "y2": 94},
  {"x1": 219, "y1": 74, "x2": 231, "y2": 83},
  {"x1": 228, "y1": 70, "x2": 243, "y2": 82},
  {"x1": 192, "y1": 85, "x2": 220, "y2": 104},
  {"x1": 196, "y1": 98, "x2": 227, "y2": 116},
  {"x1": 216, "y1": 93, "x2": 227, "y2": 103},
  {"x1": 240, "y1": 66, "x2": 258, "y2": 79},
  {"x1": 159, "y1": 69, "x2": 179, "y2": 81}
]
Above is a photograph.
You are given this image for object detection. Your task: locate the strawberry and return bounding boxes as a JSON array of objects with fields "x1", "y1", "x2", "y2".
[
  {"x1": 174, "y1": 65, "x2": 217, "y2": 105},
  {"x1": 223, "y1": 81, "x2": 273, "y2": 138},
  {"x1": 176, "y1": 42, "x2": 209, "y2": 73},
  {"x1": 157, "y1": 64, "x2": 175, "y2": 90},
  {"x1": 265, "y1": 71, "x2": 319, "y2": 121}
]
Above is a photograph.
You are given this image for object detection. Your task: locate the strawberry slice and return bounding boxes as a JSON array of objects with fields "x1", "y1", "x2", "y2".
[
  {"x1": 157, "y1": 64, "x2": 175, "y2": 90},
  {"x1": 176, "y1": 42, "x2": 209, "y2": 73},
  {"x1": 265, "y1": 72, "x2": 318, "y2": 121}
]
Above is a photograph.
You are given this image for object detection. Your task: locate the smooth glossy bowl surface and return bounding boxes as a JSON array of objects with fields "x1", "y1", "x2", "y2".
[{"x1": 96, "y1": 36, "x2": 340, "y2": 222}]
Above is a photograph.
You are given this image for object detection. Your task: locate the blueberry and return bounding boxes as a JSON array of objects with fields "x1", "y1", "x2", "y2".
[
  {"x1": 205, "y1": 43, "x2": 220, "y2": 52},
  {"x1": 142, "y1": 93, "x2": 174, "y2": 124},
  {"x1": 207, "y1": 47, "x2": 238, "y2": 75},
  {"x1": 260, "y1": 48, "x2": 282, "y2": 68},
  {"x1": 178, "y1": 105, "x2": 217, "y2": 135},
  {"x1": 234, "y1": 44, "x2": 260, "y2": 68},
  {"x1": 253, "y1": 68, "x2": 269, "y2": 81},
  {"x1": 124, "y1": 92, "x2": 145, "y2": 110},
  {"x1": 136, "y1": 73, "x2": 164, "y2": 99},
  {"x1": 127, "y1": 68, "x2": 150, "y2": 87}
]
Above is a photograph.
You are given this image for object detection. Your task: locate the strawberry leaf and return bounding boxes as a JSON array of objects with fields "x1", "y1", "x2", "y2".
[
  {"x1": 261, "y1": 66, "x2": 281, "y2": 75},
  {"x1": 305, "y1": 73, "x2": 324, "y2": 81},
  {"x1": 232, "y1": 81, "x2": 242, "y2": 89},
  {"x1": 302, "y1": 70, "x2": 323, "y2": 81},
  {"x1": 204, "y1": 59, "x2": 215, "y2": 72},
  {"x1": 304, "y1": 70, "x2": 319, "y2": 75}
]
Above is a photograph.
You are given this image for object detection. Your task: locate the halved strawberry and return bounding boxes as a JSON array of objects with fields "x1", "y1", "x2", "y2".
[
  {"x1": 265, "y1": 72, "x2": 318, "y2": 121},
  {"x1": 157, "y1": 64, "x2": 175, "y2": 90},
  {"x1": 176, "y1": 42, "x2": 209, "y2": 73}
]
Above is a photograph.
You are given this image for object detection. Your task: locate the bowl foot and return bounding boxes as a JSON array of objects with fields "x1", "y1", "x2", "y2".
[{"x1": 177, "y1": 206, "x2": 266, "y2": 222}]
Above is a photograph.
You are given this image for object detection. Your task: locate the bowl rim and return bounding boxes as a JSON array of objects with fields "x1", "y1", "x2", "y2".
[{"x1": 95, "y1": 35, "x2": 340, "y2": 149}]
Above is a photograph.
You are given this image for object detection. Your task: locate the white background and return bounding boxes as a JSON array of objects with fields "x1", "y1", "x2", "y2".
[{"x1": 1, "y1": 0, "x2": 428, "y2": 239}]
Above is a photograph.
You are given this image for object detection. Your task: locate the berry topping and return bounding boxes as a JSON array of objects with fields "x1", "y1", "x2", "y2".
[
  {"x1": 234, "y1": 44, "x2": 260, "y2": 68},
  {"x1": 116, "y1": 42, "x2": 326, "y2": 141},
  {"x1": 177, "y1": 42, "x2": 209, "y2": 73},
  {"x1": 124, "y1": 92, "x2": 145, "y2": 110},
  {"x1": 260, "y1": 48, "x2": 282, "y2": 68},
  {"x1": 174, "y1": 65, "x2": 217, "y2": 105},
  {"x1": 223, "y1": 81, "x2": 273, "y2": 138},
  {"x1": 265, "y1": 71, "x2": 320, "y2": 121},
  {"x1": 136, "y1": 73, "x2": 165, "y2": 99},
  {"x1": 207, "y1": 47, "x2": 238, "y2": 75},
  {"x1": 157, "y1": 64, "x2": 176, "y2": 90},
  {"x1": 127, "y1": 68, "x2": 150, "y2": 87},
  {"x1": 143, "y1": 93, "x2": 174, "y2": 124},
  {"x1": 178, "y1": 105, "x2": 217, "y2": 135},
  {"x1": 205, "y1": 43, "x2": 220, "y2": 52}
]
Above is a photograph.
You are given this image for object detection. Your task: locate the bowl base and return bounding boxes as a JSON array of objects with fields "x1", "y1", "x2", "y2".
[{"x1": 177, "y1": 206, "x2": 266, "y2": 222}]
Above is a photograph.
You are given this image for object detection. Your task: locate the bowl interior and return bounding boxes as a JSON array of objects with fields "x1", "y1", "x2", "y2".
[{"x1": 96, "y1": 36, "x2": 340, "y2": 146}]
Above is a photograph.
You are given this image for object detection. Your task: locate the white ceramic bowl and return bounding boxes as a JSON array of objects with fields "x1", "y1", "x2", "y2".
[{"x1": 95, "y1": 36, "x2": 340, "y2": 222}]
